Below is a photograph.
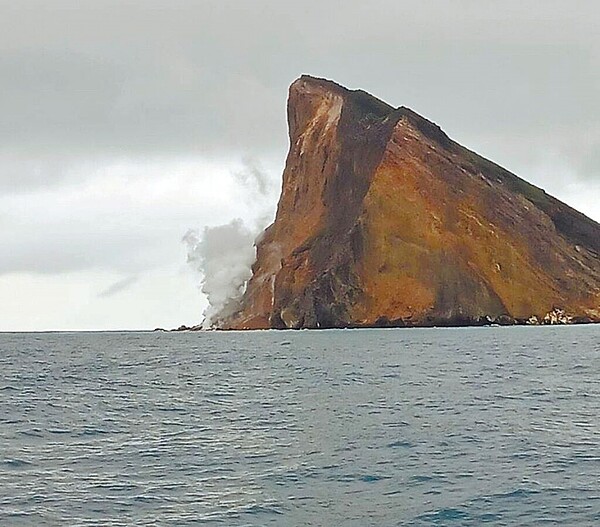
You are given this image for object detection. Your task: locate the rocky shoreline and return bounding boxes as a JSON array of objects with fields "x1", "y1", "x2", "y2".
[{"x1": 166, "y1": 308, "x2": 597, "y2": 332}]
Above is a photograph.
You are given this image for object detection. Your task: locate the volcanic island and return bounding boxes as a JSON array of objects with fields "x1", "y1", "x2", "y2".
[{"x1": 199, "y1": 76, "x2": 600, "y2": 330}]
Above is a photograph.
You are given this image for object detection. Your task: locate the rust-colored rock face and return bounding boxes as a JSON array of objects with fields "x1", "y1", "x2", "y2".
[{"x1": 217, "y1": 75, "x2": 600, "y2": 329}]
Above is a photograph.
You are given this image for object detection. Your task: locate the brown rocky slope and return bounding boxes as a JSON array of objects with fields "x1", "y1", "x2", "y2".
[{"x1": 216, "y1": 75, "x2": 600, "y2": 329}]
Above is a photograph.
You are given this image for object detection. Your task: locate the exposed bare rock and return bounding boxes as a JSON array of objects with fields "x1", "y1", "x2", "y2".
[{"x1": 216, "y1": 75, "x2": 600, "y2": 329}]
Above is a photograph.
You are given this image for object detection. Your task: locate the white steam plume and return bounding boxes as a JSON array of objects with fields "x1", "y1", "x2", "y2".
[
  {"x1": 183, "y1": 220, "x2": 257, "y2": 327},
  {"x1": 183, "y1": 158, "x2": 277, "y2": 328}
]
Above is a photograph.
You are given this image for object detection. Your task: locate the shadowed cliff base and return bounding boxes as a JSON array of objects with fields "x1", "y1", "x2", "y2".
[{"x1": 205, "y1": 75, "x2": 600, "y2": 330}]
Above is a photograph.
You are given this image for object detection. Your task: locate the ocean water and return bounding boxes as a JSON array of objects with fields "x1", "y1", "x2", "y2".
[{"x1": 0, "y1": 327, "x2": 599, "y2": 526}]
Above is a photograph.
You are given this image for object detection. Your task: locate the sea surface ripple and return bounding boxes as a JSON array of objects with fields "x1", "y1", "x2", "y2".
[{"x1": 1, "y1": 326, "x2": 599, "y2": 526}]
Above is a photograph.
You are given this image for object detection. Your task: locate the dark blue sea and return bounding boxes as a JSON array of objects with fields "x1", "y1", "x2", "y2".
[{"x1": 1, "y1": 327, "x2": 599, "y2": 526}]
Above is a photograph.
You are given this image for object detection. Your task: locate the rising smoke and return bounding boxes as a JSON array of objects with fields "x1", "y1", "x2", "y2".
[
  {"x1": 183, "y1": 158, "x2": 276, "y2": 328},
  {"x1": 183, "y1": 220, "x2": 257, "y2": 327}
]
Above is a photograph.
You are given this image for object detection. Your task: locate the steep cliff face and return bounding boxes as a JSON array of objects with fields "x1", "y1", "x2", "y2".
[{"x1": 216, "y1": 75, "x2": 600, "y2": 329}]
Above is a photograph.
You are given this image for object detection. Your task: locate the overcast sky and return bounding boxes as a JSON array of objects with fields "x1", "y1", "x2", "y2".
[{"x1": 1, "y1": 0, "x2": 598, "y2": 330}]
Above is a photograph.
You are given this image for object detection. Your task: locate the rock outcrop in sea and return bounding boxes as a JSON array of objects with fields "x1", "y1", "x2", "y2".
[{"x1": 213, "y1": 75, "x2": 600, "y2": 329}]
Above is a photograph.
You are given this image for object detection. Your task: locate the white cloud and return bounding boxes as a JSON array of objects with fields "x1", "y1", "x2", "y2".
[
  {"x1": 0, "y1": 267, "x2": 205, "y2": 331},
  {"x1": 0, "y1": 156, "x2": 278, "y2": 276}
]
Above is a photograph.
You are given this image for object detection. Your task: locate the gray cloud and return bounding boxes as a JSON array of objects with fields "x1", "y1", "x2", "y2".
[
  {"x1": 0, "y1": 1, "x2": 597, "y2": 170},
  {"x1": 0, "y1": 0, "x2": 598, "y2": 280},
  {"x1": 0, "y1": 0, "x2": 598, "y2": 330},
  {"x1": 98, "y1": 275, "x2": 139, "y2": 298}
]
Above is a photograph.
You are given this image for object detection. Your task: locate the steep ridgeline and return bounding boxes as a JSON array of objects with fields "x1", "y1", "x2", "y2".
[{"x1": 216, "y1": 75, "x2": 600, "y2": 329}]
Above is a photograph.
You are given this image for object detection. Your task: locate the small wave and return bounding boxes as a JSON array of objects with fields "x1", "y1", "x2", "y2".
[
  {"x1": 492, "y1": 488, "x2": 539, "y2": 500},
  {"x1": 359, "y1": 474, "x2": 388, "y2": 482},
  {"x1": 132, "y1": 494, "x2": 176, "y2": 503},
  {"x1": 18, "y1": 429, "x2": 44, "y2": 437},
  {"x1": 333, "y1": 473, "x2": 390, "y2": 483},
  {"x1": 415, "y1": 507, "x2": 470, "y2": 523},
  {"x1": 411, "y1": 474, "x2": 435, "y2": 482},
  {"x1": 3, "y1": 458, "x2": 33, "y2": 468},
  {"x1": 387, "y1": 440, "x2": 413, "y2": 448},
  {"x1": 240, "y1": 504, "x2": 284, "y2": 515},
  {"x1": 77, "y1": 428, "x2": 111, "y2": 437}
]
